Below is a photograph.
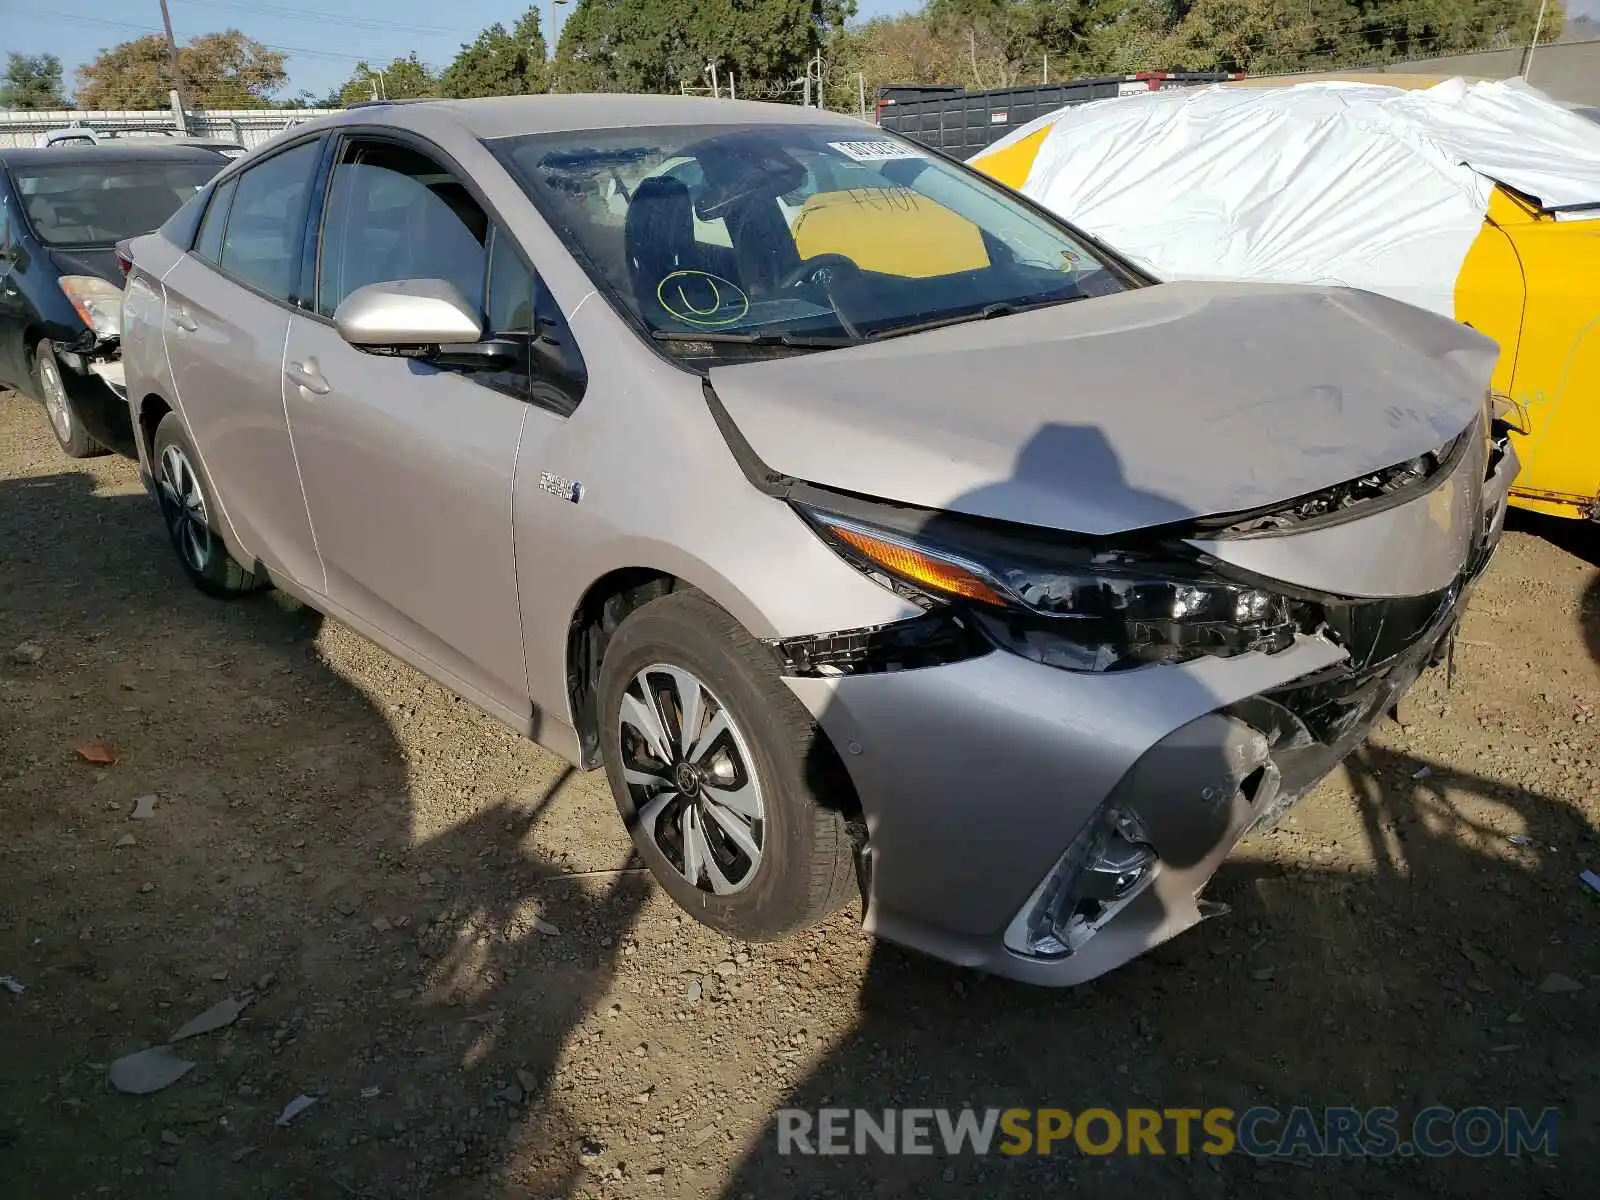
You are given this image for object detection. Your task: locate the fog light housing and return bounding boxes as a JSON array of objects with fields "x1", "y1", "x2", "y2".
[{"x1": 1004, "y1": 804, "x2": 1159, "y2": 959}]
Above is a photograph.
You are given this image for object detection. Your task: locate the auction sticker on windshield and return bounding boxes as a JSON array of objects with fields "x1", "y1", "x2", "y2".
[{"x1": 827, "y1": 139, "x2": 926, "y2": 163}]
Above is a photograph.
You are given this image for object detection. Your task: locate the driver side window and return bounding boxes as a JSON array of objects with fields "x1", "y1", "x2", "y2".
[
  {"x1": 316, "y1": 138, "x2": 586, "y2": 414},
  {"x1": 316, "y1": 141, "x2": 487, "y2": 318}
]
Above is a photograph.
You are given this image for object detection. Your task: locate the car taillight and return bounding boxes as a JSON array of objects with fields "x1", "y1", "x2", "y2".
[{"x1": 114, "y1": 239, "x2": 135, "y2": 282}]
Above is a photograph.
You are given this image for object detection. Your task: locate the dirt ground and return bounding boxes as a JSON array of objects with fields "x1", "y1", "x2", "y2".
[{"x1": 0, "y1": 388, "x2": 1596, "y2": 1200}]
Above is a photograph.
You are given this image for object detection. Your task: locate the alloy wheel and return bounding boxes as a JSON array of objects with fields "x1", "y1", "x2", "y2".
[
  {"x1": 157, "y1": 443, "x2": 214, "y2": 573},
  {"x1": 38, "y1": 355, "x2": 72, "y2": 444},
  {"x1": 619, "y1": 663, "x2": 766, "y2": 895}
]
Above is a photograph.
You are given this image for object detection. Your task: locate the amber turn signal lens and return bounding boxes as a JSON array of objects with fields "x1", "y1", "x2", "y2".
[{"x1": 828, "y1": 523, "x2": 1007, "y2": 607}]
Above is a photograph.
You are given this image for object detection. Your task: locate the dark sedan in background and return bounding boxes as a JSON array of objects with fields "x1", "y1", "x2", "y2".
[{"x1": 0, "y1": 145, "x2": 224, "y2": 457}]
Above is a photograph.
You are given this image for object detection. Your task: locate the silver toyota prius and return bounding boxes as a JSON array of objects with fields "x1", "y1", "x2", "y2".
[{"x1": 118, "y1": 95, "x2": 1517, "y2": 985}]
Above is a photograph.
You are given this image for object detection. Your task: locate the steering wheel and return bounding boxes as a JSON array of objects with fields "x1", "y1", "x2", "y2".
[
  {"x1": 776, "y1": 253, "x2": 865, "y2": 338},
  {"x1": 777, "y1": 253, "x2": 860, "y2": 291}
]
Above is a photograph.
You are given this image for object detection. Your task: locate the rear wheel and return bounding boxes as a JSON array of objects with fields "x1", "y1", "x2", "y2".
[
  {"x1": 34, "y1": 339, "x2": 105, "y2": 459},
  {"x1": 597, "y1": 589, "x2": 859, "y2": 940},
  {"x1": 152, "y1": 412, "x2": 264, "y2": 598}
]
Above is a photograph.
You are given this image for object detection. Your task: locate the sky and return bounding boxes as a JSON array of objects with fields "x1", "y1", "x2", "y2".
[
  {"x1": 0, "y1": 0, "x2": 915, "y2": 102},
  {"x1": 1, "y1": 0, "x2": 1595, "y2": 104}
]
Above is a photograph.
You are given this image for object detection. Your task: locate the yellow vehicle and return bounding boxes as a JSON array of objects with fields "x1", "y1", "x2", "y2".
[
  {"x1": 1452, "y1": 178, "x2": 1600, "y2": 519},
  {"x1": 1243, "y1": 76, "x2": 1600, "y2": 519},
  {"x1": 976, "y1": 73, "x2": 1600, "y2": 519}
]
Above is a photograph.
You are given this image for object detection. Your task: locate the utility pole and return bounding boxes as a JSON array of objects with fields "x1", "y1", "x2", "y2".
[
  {"x1": 547, "y1": 0, "x2": 567, "y2": 93},
  {"x1": 1522, "y1": 0, "x2": 1550, "y2": 79},
  {"x1": 158, "y1": 0, "x2": 189, "y2": 130}
]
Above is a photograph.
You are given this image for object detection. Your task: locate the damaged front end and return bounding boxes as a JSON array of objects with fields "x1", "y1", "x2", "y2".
[
  {"x1": 774, "y1": 402, "x2": 1515, "y2": 977},
  {"x1": 45, "y1": 267, "x2": 135, "y2": 455}
]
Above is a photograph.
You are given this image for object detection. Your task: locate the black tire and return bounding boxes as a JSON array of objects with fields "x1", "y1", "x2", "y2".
[
  {"x1": 597, "y1": 588, "x2": 858, "y2": 941},
  {"x1": 34, "y1": 339, "x2": 106, "y2": 459},
  {"x1": 151, "y1": 411, "x2": 264, "y2": 598}
]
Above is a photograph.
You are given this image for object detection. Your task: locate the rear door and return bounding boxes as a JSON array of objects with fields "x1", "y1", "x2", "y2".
[
  {"x1": 282, "y1": 135, "x2": 575, "y2": 720},
  {"x1": 160, "y1": 138, "x2": 326, "y2": 590}
]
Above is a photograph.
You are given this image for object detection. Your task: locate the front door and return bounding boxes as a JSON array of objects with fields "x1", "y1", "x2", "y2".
[{"x1": 283, "y1": 136, "x2": 536, "y2": 719}]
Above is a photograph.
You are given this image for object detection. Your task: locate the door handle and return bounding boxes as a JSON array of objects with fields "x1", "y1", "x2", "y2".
[
  {"x1": 170, "y1": 306, "x2": 197, "y2": 332},
  {"x1": 285, "y1": 359, "x2": 331, "y2": 395}
]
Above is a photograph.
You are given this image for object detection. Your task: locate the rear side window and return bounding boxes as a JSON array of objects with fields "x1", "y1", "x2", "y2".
[
  {"x1": 216, "y1": 140, "x2": 320, "y2": 302},
  {"x1": 194, "y1": 177, "x2": 236, "y2": 263}
]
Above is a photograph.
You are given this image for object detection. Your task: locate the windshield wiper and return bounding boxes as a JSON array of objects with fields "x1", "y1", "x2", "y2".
[
  {"x1": 651, "y1": 330, "x2": 860, "y2": 349},
  {"x1": 867, "y1": 295, "x2": 1087, "y2": 342}
]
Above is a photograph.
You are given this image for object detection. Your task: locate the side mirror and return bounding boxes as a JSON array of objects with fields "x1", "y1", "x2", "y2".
[{"x1": 333, "y1": 279, "x2": 483, "y2": 350}]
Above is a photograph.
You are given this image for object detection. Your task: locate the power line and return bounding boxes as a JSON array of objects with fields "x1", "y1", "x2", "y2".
[
  {"x1": 171, "y1": 0, "x2": 458, "y2": 39},
  {"x1": 0, "y1": 4, "x2": 416, "y2": 64}
]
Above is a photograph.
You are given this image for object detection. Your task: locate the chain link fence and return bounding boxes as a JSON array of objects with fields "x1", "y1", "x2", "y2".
[{"x1": 0, "y1": 106, "x2": 343, "y2": 151}]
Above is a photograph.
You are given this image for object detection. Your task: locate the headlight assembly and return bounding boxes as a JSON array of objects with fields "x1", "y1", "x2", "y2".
[
  {"x1": 799, "y1": 505, "x2": 1301, "y2": 673},
  {"x1": 58, "y1": 275, "x2": 124, "y2": 339}
]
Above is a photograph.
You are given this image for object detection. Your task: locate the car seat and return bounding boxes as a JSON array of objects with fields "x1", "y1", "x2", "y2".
[{"x1": 624, "y1": 177, "x2": 711, "y2": 315}]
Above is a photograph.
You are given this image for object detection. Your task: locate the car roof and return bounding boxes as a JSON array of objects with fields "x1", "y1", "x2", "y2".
[
  {"x1": 321, "y1": 94, "x2": 867, "y2": 141},
  {"x1": 0, "y1": 144, "x2": 228, "y2": 167}
]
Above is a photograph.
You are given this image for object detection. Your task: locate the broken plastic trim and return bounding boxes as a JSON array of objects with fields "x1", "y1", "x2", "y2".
[
  {"x1": 1192, "y1": 425, "x2": 1471, "y2": 538},
  {"x1": 770, "y1": 611, "x2": 990, "y2": 677}
]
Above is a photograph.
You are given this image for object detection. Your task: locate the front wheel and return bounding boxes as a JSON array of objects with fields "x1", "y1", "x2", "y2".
[
  {"x1": 597, "y1": 589, "x2": 858, "y2": 941},
  {"x1": 151, "y1": 412, "x2": 264, "y2": 598},
  {"x1": 34, "y1": 339, "x2": 105, "y2": 459}
]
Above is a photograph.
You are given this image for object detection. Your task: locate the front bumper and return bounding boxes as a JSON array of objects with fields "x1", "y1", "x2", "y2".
[
  {"x1": 783, "y1": 428, "x2": 1516, "y2": 986},
  {"x1": 53, "y1": 347, "x2": 135, "y2": 457}
]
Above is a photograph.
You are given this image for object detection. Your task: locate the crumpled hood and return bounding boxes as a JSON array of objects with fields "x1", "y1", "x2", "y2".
[{"x1": 707, "y1": 281, "x2": 1496, "y2": 535}]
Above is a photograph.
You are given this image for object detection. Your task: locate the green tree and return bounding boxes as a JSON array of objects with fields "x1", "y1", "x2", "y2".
[
  {"x1": 440, "y1": 7, "x2": 548, "y2": 97},
  {"x1": 1, "y1": 53, "x2": 68, "y2": 109},
  {"x1": 76, "y1": 31, "x2": 287, "y2": 109},
  {"x1": 556, "y1": 0, "x2": 853, "y2": 98},
  {"x1": 1153, "y1": 0, "x2": 1561, "y2": 73},
  {"x1": 823, "y1": 0, "x2": 1565, "y2": 102},
  {"x1": 331, "y1": 53, "x2": 439, "y2": 105}
]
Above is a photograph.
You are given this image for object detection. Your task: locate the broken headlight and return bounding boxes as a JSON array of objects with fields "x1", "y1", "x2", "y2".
[
  {"x1": 58, "y1": 275, "x2": 123, "y2": 339},
  {"x1": 800, "y1": 506, "x2": 1299, "y2": 673}
]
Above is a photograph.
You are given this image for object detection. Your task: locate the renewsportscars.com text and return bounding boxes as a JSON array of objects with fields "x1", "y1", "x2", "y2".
[{"x1": 775, "y1": 1106, "x2": 1558, "y2": 1158}]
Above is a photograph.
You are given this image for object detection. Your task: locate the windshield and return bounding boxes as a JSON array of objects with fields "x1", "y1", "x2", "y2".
[
  {"x1": 492, "y1": 123, "x2": 1136, "y2": 354},
  {"x1": 11, "y1": 161, "x2": 222, "y2": 246}
]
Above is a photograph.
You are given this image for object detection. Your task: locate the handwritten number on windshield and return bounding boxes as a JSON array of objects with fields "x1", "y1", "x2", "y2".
[
  {"x1": 656, "y1": 270, "x2": 751, "y2": 327},
  {"x1": 841, "y1": 186, "x2": 920, "y2": 214}
]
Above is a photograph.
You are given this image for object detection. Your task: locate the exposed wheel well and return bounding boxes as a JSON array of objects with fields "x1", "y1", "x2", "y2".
[
  {"x1": 567, "y1": 569, "x2": 678, "y2": 766},
  {"x1": 566, "y1": 570, "x2": 865, "y2": 833},
  {"x1": 19, "y1": 326, "x2": 46, "y2": 388},
  {"x1": 138, "y1": 394, "x2": 172, "y2": 463}
]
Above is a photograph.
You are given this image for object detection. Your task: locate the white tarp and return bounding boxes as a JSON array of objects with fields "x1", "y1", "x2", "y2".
[{"x1": 977, "y1": 78, "x2": 1600, "y2": 319}]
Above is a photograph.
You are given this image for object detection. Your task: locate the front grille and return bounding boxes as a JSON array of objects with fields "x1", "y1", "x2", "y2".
[
  {"x1": 1318, "y1": 588, "x2": 1456, "y2": 675},
  {"x1": 1227, "y1": 585, "x2": 1462, "y2": 829}
]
